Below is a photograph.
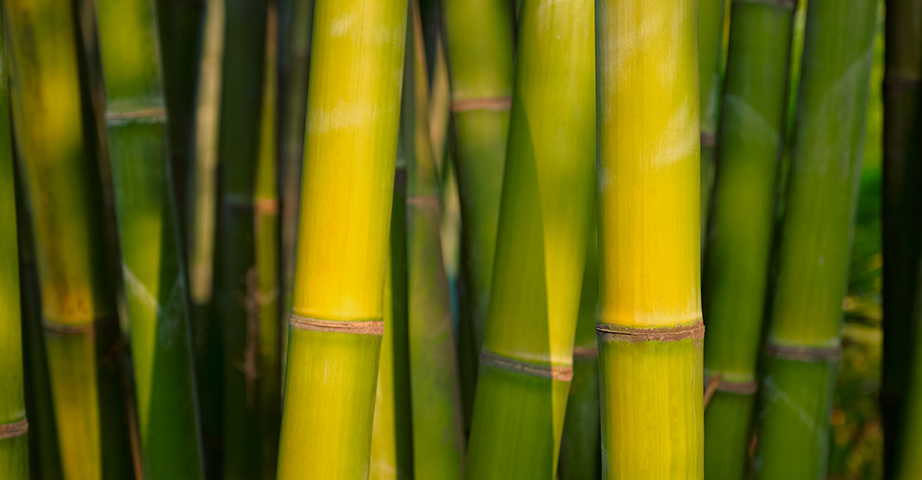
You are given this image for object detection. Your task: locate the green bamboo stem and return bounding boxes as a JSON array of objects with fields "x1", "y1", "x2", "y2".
[
  {"x1": 255, "y1": 6, "x2": 282, "y2": 477},
  {"x1": 276, "y1": 0, "x2": 313, "y2": 350},
  {"x1": 6, "y1": 1, "x2": 135, "y2": 477},
  {"x1": 95, "y1": 0, "x2": 206, "y2": 477},
  {"x1": 753, "y1": 0, "x2": 877, "y2": 477},
  {"x1": 275, "y1": 0, "x2": 407, "y2": 477},
  {"x1": 406, "y1": 3, "x2": 465, "y2": 477},
  {"x1": 895, "y1": 233, "x2": 922, "y2": 478},
  {"x1": 464, "y1": 0, "x2": 595, "y2": 477},
  {"x1": 595, "y1": 0, "x2": 703, "y2": 476},
  {"x1": 212, "y1": 1, "x2": 277, "y2": 478},
  {"x1": 881, "y1": 0, "x2": 922, "y2": 475},
  {"x1": 14, "y1": 169, "x2": 63, "y2": 480},
  {"x1": 156, "y1": 0, "x2": 206, "y2": 233},
  {"x1": 0, "y1": 18, "x2": 28, "y2": 475},
  {"x1": 699, "y1": 0, "x2": 728, "y2": 233},
  {"x1": 702, "y1": 1, "x2": 797, "y2": 479},
  {"x1": 558, "y1": 220, "x2": 600, "y2": 480},
  {"x1": 369, "y1": 171, "x2": 413, "y2": 479},
  {"x1": 440, "y1": 0, "x2": 515, "y2": 431},
  {"x1": 189, "y1": 1, "x2": 224, "y2": 475}
]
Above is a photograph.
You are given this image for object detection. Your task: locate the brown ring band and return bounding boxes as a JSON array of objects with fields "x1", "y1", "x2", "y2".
[
  {"x1": 451, "y1": 96, "x2": 512, "y2": 113},
  {"x1": 596, "y1": 320, "x2": 704, "y2": 343},
  {"x1": 42, "y1": 315, "x2": 119, "y2": 334},
  {"x1": 700, "y1": 132, "x2": 717, "y2": 148},
  {"x1": 704, "y1": 376, "x2": 759, "y2": 395},
  {"x1": 289, "y1": 315, "x2": 384, "y2": 336},
  {"x1": 480, "y1": 350, "x2": 573, "y2": 382},
  {"x1": 0, "y1": 418, "x2": 28, "y2": 440},
  {"x1": 221, "y1": 195, "x2": 279, "y2": 214},
  {"x1": 883, "y1": 75, "x2": 922, "y2": 90},
  {"x1": 572, "y1": 346, "x2": 599, "y2": 359},
  {"x1": 406, "y1": 195, "x2": 440, "y2": 209},
  {"x1": 764, "y1": 342, "x2": 841, "y2": 362},
  {"x1": 105, "y1": 107, "x2": 167, "y2": 122}
]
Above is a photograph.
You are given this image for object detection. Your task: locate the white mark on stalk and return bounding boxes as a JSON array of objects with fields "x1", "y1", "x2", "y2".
[
  {"x1": 763, "y1": 376, "x2": 817, "y2": 433},
  {"x1": 329, "y1": 13, "x2": 399, "y2": 46},
  {"x1": 310, "y1": 99, "x2": 375, "y2": 134},
  {"x1": 650, "y1": 98, "x2": 697, "y2": 168},
  {"x1": 818, "y1": 257, "x2": 825, "y2": 266},
  {"x1": 723, "y1": 94, "x2": 779, "y2": 141}
]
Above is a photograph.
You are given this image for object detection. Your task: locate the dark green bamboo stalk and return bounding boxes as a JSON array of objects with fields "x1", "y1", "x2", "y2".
[
  {"x1": 407, "y1": 3, "x2": 465, "y2": 476},
  {"x1": 464, "y1": 0, "x2": 595, "y2": 477},
  {"x1": 753, "y1": 0, "x2": 877, "y2": 477},
  {"x1": 212, "y1": 1, "x2": 277, "y2": 478},
  {"x1": 558, "y1": 221, "x2": 600, "y2": 480},
  {"x1": 95, "y1": 0, "x2": 206, "y2": 477},
  {"x1": 0, "y1": 17, "x2": 28, "y2": 475},
  {"x1": 277, "y1": 0, "x2": 313, "y2": 347},
  {"x1": 14, "y1": 167, "x2": 63, "y2": 480},
  {"x1": 6, "y1": 1, "x2": 135, "y2": 477},
  {"x1": 895, "y1": 233, "x2": 922, "y2": 478},
  {"x1": 699, "y1": 0, "x2": 728, "y2": 232},
  {"x1": 702, "y1": 1, "x2": 797, "y2": 479},
  {"x1": 440, "y1": 0, "x2": 515, "y2": 430},
  {"x1": 156, "y1": 0, "x2": 206, "y2": 234},
  {"x1": 881, "y1": 0, "x2": 922, "y2": 476}
]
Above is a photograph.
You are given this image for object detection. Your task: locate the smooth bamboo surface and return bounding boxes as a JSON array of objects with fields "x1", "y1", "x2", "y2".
[
  {"x1": 559, "y1": 221, "x2": 600, "y2": 480},
  {"x1": 369, "y1": 176, "x2": 413, "y2": 479},
  {"x1": 15, "y1": 174, "x2": 63, "y2": 480},
  {"x1": 896, "y1": 255, "x2": 922, "y2": 478},
  {"x1": 702, "y1": 1, "x2": 796, "y2": 478},
  {"x1": 407, "y1": 4, "x2": 465, "y2": 477},
  {"x1": 596, "y1": 0, "x2": 703, "y2": 476},
  {"x1": 0, "y1": 24, "x2": 28, "y2": 474},
  {"x1": 753, "y1": 0, "x2": 877, "y2": 477},
  {"x1": 156, "y1": 0, "x2": 206, "y2": 231},
  {"x1": 464, "y1": 0, "x2": 595, "y2": 477},
  {"x1": 277, "y1": 0, "x2": 314, "y2": 345},
  {"x1": 6, "y1": 1, "x2": 134, "y2": 477},
  {"x1": 699, "y1": 0, "x2": 728, "y2": 232},
  {"x1": 440, "y1": 0, "x2": 515, "y2": 426},
  {"x1": 95, "y1": 0, "x2": 205, "y2": 477},
  {"x1": 881, "y1": 0, "x2": 922, "y2": 475},
  {"x1": 213, "y1": 1, "x2": 277, "y2": 478},
  {"x1": 276, "y1": 0, "x2": 407, "y2": 477}
]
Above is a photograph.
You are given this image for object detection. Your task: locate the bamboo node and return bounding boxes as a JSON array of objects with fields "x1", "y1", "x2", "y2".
[
  {"x1": 221, "y1": 194, "x2": 279, "y2": 214},
  {"x1": 450, "y1": 96, "x2": 512, "y2": 113},
  {"x1": 394, "y1": 169, "x2": 408, "y2": 194},
  {"x1": 572, "y1": 345, "x2": 599, "y2": 358},
  {"x1": 0, "y1": 418, "x2": 28, "y2": 440},
  {"x1": 406, "y1": 195, "x2": 440, "y2": 210},
  {"x1": 700, "y1": 132, "x2": 716, "y2": 147},
  {"x1": 289, "y1": 315, "x2": 384, "y2": 335},
  {"x1": 105, "y1": 107, "x2": 167, "y2": 124},
  {"x1": 704, "y1": 375, "x2": 759, "y2": 398},
  {"x1": 42, "y1": 315, "x2": 119, "y2": 334},
  {"x1": 479, "y1": 350, "x2": 573, "y2": 381},
  {"x1": 595, "y1": 320, "x2": 704, "y2": 344},
  {"x1": 883, "y1": 75, "x2": 922, "y2": 91},
  {"x1": 764, "y1": 342, "x2": 840, "y2": 362}
]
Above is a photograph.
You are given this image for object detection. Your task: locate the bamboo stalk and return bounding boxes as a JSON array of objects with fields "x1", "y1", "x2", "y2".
[
  {"x1": 14, "y1": 168, "x2": 63, "y2": 480},
  {"x1": 0, "y1": 16, "x2": 28, "y2": 475},
  {"x1": 702, "y1": 1, "x2": 797, "y2": 479},
  {"x1": 276, "y1": 0, "x2": 407, "y2": 477},
  {"x1": 752, "y1": 0, "x2": 877, "y2": 477},
  {"x1": 156, "y1": 0, "x2": 206, "y2": 233},
  {"x1": 406, "y1": 3, "x2": 465, "y2": 477},
  {"x1": 188, "y1": 0, "x2": 224, "y2": 475},
  {"x1": 595, "y1": 0, "x2": 703, "y2": 476},
  {"x1": 94, "y1": 0, "x2": 206, "y2": 477},
  {"x1": 895, "y1": 235, "x2": 922, "y2": 478},
  {"x1": 558, "y1": 219, "x2": 600, "y2": 480},
  {"x1": 212, "y1": 1, "x2": 278, "y2": 478},
  {"x1": 699, "y1": 0, "x2": 728, "y2": 234},
  {"x1": 440, "y1": 0, "x2": 515, "y2": 429},
  {"x1": 881, "y1": 0, "x2": 922, "y2": 475},
  {"x1": 6, "y1": 1, "x2": 135, "y2": 477},
  {"x1": 369, "y1": 175, "x2": 413, "y2": 479},
  {"x1": 464, "y1": 0, "x2": 595, "y2": 477}
]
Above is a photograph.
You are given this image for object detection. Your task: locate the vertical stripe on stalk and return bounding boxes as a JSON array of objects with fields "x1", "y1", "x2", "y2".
[
  {"x1": 595, "y1": 0, "x2": 703, "y2": 475},
  {"x1": 753, "y1": 0, "x2": 877, "y2": 477},
  {"x1": 6, "y1": 0, "x2": 134, "y2": 477},
  {"x1": 276, "y1": 0, "x2": 407, "y2": 478},
  {"x1": 464, "y1": 0, "x2": 596, "y2": 477},
  {"x1": 702, "y1": 0, "x2": 797, "y2": 478}
]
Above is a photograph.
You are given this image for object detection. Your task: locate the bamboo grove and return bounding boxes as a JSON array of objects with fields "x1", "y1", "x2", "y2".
[{"x1": 0, "y1": 0, "x2": 913, "y2": 479}]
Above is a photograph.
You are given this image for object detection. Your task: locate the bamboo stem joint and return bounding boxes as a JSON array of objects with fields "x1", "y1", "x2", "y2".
[
  {"x1": 479, "y1": 350, "x2": 573, "y2": 382},
  {"x1": 0, "y1": 419, "x2": 29, "y2": 440},
  {"x1": 288, "y1": 314, "x2": 385, "y2": 335}
]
